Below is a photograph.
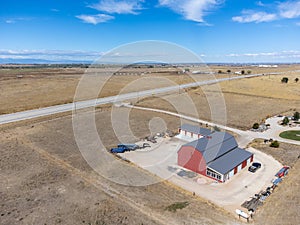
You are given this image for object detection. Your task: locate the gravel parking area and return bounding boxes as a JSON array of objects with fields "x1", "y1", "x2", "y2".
[{"x1": 121, "y1": 137, "x2": 282, "y2": 214}]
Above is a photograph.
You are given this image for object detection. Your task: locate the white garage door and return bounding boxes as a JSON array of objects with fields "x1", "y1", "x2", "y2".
[
  {"x1": 237, "y1": 164, "x2": 242, "y2": 172},
  {"x1": 247, "y1": 158, "x2": 251, "y2": 165},
  {"x1": 229, "y1": 169, "x2": 234, "y2": 178}
]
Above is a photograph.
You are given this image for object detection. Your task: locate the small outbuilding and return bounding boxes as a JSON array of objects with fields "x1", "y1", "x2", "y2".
[
  {"x1": 178, "y1": 124, "x2": 212, "y2": 141},
  {"x1": 177, "y1": 124, "x2": 253, "y2": 182}
]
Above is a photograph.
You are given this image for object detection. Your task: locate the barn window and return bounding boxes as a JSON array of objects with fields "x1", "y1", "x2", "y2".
[{"x1": 207, "y1": 168, "x2": 222, "y2": 181}]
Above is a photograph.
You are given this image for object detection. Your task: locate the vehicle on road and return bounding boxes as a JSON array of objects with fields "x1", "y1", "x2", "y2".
[
  {"x1": 248, "y1": 162, "x2": 262, "y2": 173},
  {"x1": 275, "y1": 166, "x2": 290, "y2": 178}
]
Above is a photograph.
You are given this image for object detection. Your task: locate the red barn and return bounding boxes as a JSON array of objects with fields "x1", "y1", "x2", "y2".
[{"x1": 177, "y1": 124, "x2": 253, "y2": 182}]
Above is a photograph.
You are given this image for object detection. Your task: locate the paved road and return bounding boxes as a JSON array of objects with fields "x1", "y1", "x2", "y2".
[{"x1": 0, "y1": 72, "x2": 278, "y2": 125}]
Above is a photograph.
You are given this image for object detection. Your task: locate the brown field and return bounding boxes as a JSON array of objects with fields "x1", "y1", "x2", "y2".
[
  {"x1": 0, "y1": 66, "x2": 230, "y2": 114},
  {"x1": 249, "y1": 139, "x2": 300, "y2": 167},
  {"x1": 0, "y1": 107, "x2": 238, "y2": 225},
  {"x1": 136, "y1": 72, "x2": 300, "y2": 130},
  {"x1": 210, "y1": 64, "x2": 300, "y2": 75},
  {"x1": 2, "y1": 64, "x2": 299, "y2": 115}
]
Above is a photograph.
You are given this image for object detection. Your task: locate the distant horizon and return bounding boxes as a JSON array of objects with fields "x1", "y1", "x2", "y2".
[{"x1": 1, "y1": 60, "x2": 300, "y2": 66}]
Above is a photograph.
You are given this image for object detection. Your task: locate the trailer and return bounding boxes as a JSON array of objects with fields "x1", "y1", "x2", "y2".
[{"x1": 117, "y1": 144, "x2": 139, "y2": 150}]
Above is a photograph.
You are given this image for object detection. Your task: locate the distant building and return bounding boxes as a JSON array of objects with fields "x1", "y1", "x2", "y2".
[
  {"x1": 177, "y1": 124, "x2": 253, "y2": 182},
  {"x1": 258, "y1": 64, "x2": 278, "y2": 68}
]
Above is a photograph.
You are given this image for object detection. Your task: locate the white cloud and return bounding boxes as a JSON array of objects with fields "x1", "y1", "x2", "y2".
[
  {"x1": 4, "y1": 17, "x2": 32, "y2": 24},
  {"x1": 0, "y1": 49, "x2": 103, "y2": 61},
  {"x1": 233, "y1": 1, "x2": 300, "y2": 24},
  {"x1": 90, "y1": 0, "x2": 144, "y2": 14},
  {"x1": 278, "y1": 0, "x2": 300, "y2": 19},
  {"x1": 5, "y1": 20, "x2": 15, "y2": 24},
  {"x1": 158, "y1": 0, "x2": 222, "y2": 23},
  {"x1": 226, "y1": 50, "x2": 300, "y2": 59},
  {"x1": 76, "y1": 14, "x2": 114, "y2": 24},
  {"x1": 256, "y1": 1, "x2": 265, "y2": 7},
  {"x1": 232, "y1": 10, "x2": 277, "y2": 23}
]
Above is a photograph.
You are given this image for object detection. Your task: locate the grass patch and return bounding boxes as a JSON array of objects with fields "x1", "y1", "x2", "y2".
[
  {"x1": 279, "y1": 130, "x2": 300, "y2": 141},
  {"x1": 165, "y1": 202, "x2": 189, "y2": 212}
]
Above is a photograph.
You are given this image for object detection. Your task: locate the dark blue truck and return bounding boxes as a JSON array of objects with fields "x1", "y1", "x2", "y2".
[{"x1": 110, "y1": 144, "x2": 139, "y2": 153}]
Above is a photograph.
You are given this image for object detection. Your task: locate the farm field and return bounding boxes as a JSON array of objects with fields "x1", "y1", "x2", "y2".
[
  {"x1": 1, "y1": 64, "x2": 299, "y2": 115},
  {"x1": 136, "y1": 72, "x2": 300, "y2": 130},
  {"x1": 0, "y1": 66, "x2": 211, "y2": 114},
  {"x1": 0, "y1": 107, "x2": 239, "y2": 225}
]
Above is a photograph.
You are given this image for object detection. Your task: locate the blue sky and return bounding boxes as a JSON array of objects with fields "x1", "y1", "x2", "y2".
[{"x1": 1, "y1": 0, "x2": 300, "y2": 63}]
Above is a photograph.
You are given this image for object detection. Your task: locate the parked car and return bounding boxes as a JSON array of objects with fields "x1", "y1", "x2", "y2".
[
  {"x1": 272, "y1": 177, "x2": 282, "y2": 186},
  {"x1": 248, "y1": 162, "x2": 261, "y2": 173},
  {"x1": 275, "y1": 166, "x2": 289, "y2": 178},
  {"x1": 111, "y1": 146, "x2": 127, "y2": 153}
]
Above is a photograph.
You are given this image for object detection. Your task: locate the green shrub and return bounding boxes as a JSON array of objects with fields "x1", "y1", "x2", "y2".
[
  {"x1": 165, "y1": 202, "x2": 189, "y2": 212},
  {"x1": 282, "y1": 117, "x2": 289, "y2": 125},
  {"x1": 252, "y1": 123, "x2": 259, "y2": 129},
  {"x1": 213, "y1": 126, "x2": 221, "y2": 132},
  {"x1": 270, "y1": 140, "x2": 280, "y2": 148},
  {"x1": 293, "y1": 111, "x2": 299, "y2": 121},
  {"x1": 281, "y1": 77, "x2": 289, "y2": 83}
]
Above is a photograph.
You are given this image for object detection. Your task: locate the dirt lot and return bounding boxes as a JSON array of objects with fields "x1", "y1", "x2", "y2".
[{"x1": 0, "y1": 107, "x2": 239, "y2": 225}]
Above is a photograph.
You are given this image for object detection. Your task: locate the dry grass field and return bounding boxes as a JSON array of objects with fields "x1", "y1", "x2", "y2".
[
  {"x1": 220, "y1": 72, "x2": 300, "y2": 101},
  {"x1": 249, "y1": 139, "x2": 300, "y2": 167},
  {"x1": 137, "y1": 72, "x2": 300, "y2": 129},
  {"x1": 2, "y1": 64, "x2": 297, "y2": 115},
  {"x1": 0, "y1": 107, "x2": 239, "y2": 225},
  {"x1": 0, "y1": 66, "x2": 229, "y2": 114},
  {"x1": 210, "y1": 64, "x2": 300, "y2": 75}
]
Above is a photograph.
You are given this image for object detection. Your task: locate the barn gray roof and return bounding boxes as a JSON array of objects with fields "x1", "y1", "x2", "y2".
[
  {"x1": 207, "y1": 148, "x2": 253, "y2": 175},
  {"x1": 180, "y1": 124, "x2": 212, "y2": 136},
  {"x1": 182, "y1": 132, "x2": 238, "y2": 164}
]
